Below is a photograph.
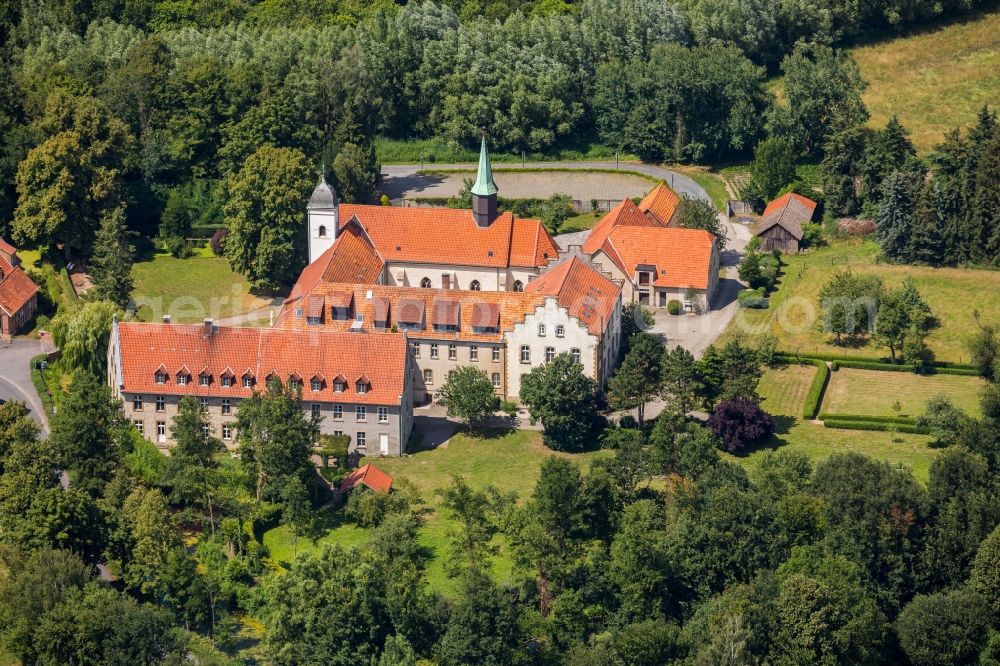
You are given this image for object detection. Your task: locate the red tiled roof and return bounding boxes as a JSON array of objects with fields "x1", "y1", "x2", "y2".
[
  {"x1": 602, "y1": 226, "x2": 716, "y2": 290},
  {"x1": 582, "y1": 198, "x2": 663, "y2": 254},
  {"x1": 287, "y1": 225, "x2": 385, "y2": 303},
  {"x1": 339, "y1": 463, "x2": 393, "y2": 494},
  {"x1": 525, "y1": 257, "x2": 620, "y2": 336},
  {"x1": 0, "y1": 237, "x2": 16, "y2": 257},
  {"x1": 339, "y1": 204, "x2": 557, "y2": 269},
  {"x1": 277, "y1": 283, "x2": 546, "y2": 342},
  {"x1": 0, "y1": 254, "x2": 39, "y2": 317},
  {"x1": 758, "y1": 192, "x2": 817, "y2": 241},
  {"x1": 114, "y1": 322, "x2": 408, "y2": 405},
  {"x1": 638, "y1": 182, "x2": 681, "y2": 226}
]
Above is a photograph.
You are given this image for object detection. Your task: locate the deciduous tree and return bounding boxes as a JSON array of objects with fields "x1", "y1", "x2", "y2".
[
  {"x1": 520, "y1": 352, "x2": 597, "y2": 451},
  {"x1": 436, "y1": 366, "x2": 497, "y2": 430}
]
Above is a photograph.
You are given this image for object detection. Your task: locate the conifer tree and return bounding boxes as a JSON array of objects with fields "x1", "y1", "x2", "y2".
[
  {"x1": 89, "y1": 206, "x2": 134, "y2": 308},
  {"x1": 874, "y1": 171, "x2": 916, "y2": 262}
]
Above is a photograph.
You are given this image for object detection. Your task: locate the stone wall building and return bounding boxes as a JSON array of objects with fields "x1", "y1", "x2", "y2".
[{"x1": 108, "y1": 320, "x2": 414, "y2": 456}]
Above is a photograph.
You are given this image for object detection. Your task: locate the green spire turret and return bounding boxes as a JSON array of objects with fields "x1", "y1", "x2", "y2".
[{"x1": 471, "y1": 136, "x2": 498, "y2": 197}]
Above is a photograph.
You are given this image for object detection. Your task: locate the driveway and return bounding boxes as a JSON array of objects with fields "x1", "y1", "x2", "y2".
[
  {"x1": 0, "y1": 336, "x2": 55, "y2": 435},
  {"x1": 381, "y1": 161, "x2": 713, "y2": 204}
]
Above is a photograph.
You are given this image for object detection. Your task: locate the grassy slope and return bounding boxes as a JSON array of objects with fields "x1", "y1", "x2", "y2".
[
  {"x1": 728, "y1": 364, "x2": 940, "y2": 482},
  {"x1": 851, "y1": 9, "x2": 1000, "y2": 153},
  {"x1": 131, "y1": 253, "x2": 272, "y2": 324},
  {"x1": 264, "y1": 429, "x2": 610, "y2": 594},
  {"x1": 823, "y1": 368, "x2": 985, "y2": 418},
  {"x1": 721, "y1": 239, "x2": 1000, "y2": 363}
]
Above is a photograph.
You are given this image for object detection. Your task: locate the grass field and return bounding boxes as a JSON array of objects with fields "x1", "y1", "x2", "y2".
[
  {"x1": 132, "y1": 254, "x2": 272, "y2": 324},
  {"x1": 823, "y1": 367, "x2": 985, "y2": 418},
  {"x1": 721, "y1": 239, "x2": 1000, "y2": 362},
  {"x1": 731, "y1": 365, "x2": 941, "y2": 482},
  {"x1": 376, "y1": 136, "x2": 638, "y2": 165},
  {"x1": 561, "y1": 211, "x2": 604, "y2": 234},
  {"x1": 263, "y1": 429, "x2": 610, "y2": 594}
]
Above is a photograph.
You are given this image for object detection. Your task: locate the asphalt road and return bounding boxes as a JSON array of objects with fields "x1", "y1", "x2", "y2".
[
  {"x1": 381, "y1": 161, "x2": 714, "y2": 204},
  {"x1": 0, "y1": 336, "x2": 54, "y2": 435}
]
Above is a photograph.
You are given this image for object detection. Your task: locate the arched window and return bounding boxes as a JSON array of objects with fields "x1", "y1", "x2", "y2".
[
  {"x1": 318, "y1": 225, "x2": 327, "y2": 238},
  {"x1": 420, "y1": 277, "x2": 432, "y2": 288},
  {"x1": 513, "y1": 280, "x2": 524, "y2": 292},
  {"x1": 470, "y1": 280, "x2": 481, "y2": 291}
]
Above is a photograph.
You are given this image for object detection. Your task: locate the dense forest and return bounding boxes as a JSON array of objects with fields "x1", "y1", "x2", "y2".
[{"x1": 0, "y1": 0, "x2": 996, "y2": 264}]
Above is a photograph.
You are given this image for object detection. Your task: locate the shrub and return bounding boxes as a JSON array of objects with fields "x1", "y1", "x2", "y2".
[
  {"x1": 830, "y1": 360, "x2": 839, "y2": 371},
  {"x1": 618, "y1": 414, "x2": 638, "y2": 430},
  {"x1": 343, "y1": 488, "x2": 410, "y2": 527},
  {"x1": 499, "y1": 399, "x2": 519, "y2": 418},
  {"x1": 802, "y1": 360, "x2": 829, "y2": 419},
  {"x1": 817, "y1": 413, "x2": 917, "y2": 425},
  {"x1": 380, "y1": 194, "x2": 390, "y2": 206},
  {"x1": 667, "y1": 300, "x2": 682, "y2": 315},
  {"x1": 707, "y1": 398, "x2": 775, "y2": 453},
  {"x1": 209, "y1": 228, "x2": 229, "y2": 256},
  {"x1": 163, "y1": 235, "x2": 192, "y2": 259},
  {"x1": 737, "y1": 288, "x2": 769, "y2": 309}
]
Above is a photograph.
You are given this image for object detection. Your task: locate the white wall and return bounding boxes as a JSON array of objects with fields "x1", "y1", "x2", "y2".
[
  {"x1": 308, "y1": 209, "x2": 339, "y2": 264},
  {"x1": 504, "y1": 298, "x2": 599, "y2": 399}
]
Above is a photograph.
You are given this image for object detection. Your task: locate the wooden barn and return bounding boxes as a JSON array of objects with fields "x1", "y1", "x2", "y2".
[{"x1": 754, "y1": 192, "x2": 817, "y2": 254}]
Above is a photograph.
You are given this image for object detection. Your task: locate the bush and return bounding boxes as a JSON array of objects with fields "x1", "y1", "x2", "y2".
[
  {"x1": 830, "y1": 360, "x2": 839, "y2": 371},
  {"x1": 209, "y1": 228, "x2": 229, "y2": 256},
  {"x1": 618, "y1": 414, "x2": 639, "y2": 430},
  {"x1": 802, "y1": 360, "x2": 829, "y2": 419},
  {"x1": 817, "y1": 413, "x2": 917, "y2": 425},
  {"x1": 737, "y1": 288, "x2": 769, "y2": 309},
  {"x1": 163, "y1": 235, "x2": 192, "y2": 259},
  {"x1": 667, "y1": 300, "x2": 683, "y2": 315},
  {"x1": 499, "y1": 399, "x2": 519, "y2": 418},
  {"x1": 775, "y1": 350, "x2": 979, "y2": 372},
  {"x1": 707, "y1": 398, "x2": 775, "y2": 453},
  {"x1": 343, "y1": 487, "x2": 410, "y2": 528}
]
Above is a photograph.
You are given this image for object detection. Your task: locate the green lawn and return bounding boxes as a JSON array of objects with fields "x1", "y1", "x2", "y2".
[
  {"x1": 132, "y1": 254, "x2": 273, "y2": 324},
  {"x1": 758, "y1": 364, "x2": 817, "y2": 417},
  {"x1": 823, "y1": 367, "x2": 985, "y2": 418},
  {"x1": 728, "y1": 364, "x2": 942, "y2": 482},
  {"x1": 721, "y1": 239, "x2": 1000, "y2": 363},
  {"x1": 263, "y1": 429, "x2": 610, "y2": 594},
  {"x1": 560, "y1": 212, "x2": 603, "y2": 234}
]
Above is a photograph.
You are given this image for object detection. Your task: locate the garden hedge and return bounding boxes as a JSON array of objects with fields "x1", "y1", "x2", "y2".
[
  {"x1": 823, "y1": 419, "x2": 930, "y2": 434},
  {"x1": 817, "y1": 413, "x2": 918, "y2": 425},
  {"x1": 776, "y1": 350, "x2": 978, "y2": 372},
  {"x1": 802, "y1": 360, "x2": 829, "y2": 420}
]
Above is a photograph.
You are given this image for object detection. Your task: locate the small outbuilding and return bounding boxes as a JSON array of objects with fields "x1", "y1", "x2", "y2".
[
  {"x1": 754, "y1": 192, "x2": 817, "y2": 254},
  {"x1": 0, "y1": 238, "x2": 39, "y2": 338},
  {"x1": 338, "y1": 463, "x2": 394, "y2": 495}
]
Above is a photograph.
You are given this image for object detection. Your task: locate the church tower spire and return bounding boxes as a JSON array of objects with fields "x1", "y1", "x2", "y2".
[{"x1": 471, "y1": 136, "x2": 498, "y2": 228}]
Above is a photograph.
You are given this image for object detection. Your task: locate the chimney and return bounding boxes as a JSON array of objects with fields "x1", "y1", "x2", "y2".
[
  {"x1": 204, "y1": 319, "x2": 214, "y2": 337},
  {"x1": 162, "y1": 315, "x2": 171, "y2": 324}
]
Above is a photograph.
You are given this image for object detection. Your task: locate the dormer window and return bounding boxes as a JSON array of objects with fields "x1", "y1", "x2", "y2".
[
  {"x1": 242, "y1": 373, "x2": 255, "y2": 388},
  {"x1": 356, "y1": 382, "x2": 369, "y2": 394},
  {"x1": 333, "y1": 374, "x2": 346, "y2": 392},
  {"x1": 222, "y1": 376, "x2": 233, "y2": 388},
  {"x1": 155, "y1": 372, "x2": 167, "y2": 384},
  {"x1": 356, "y1": 375, "x2": 371, "y2": 394},
  {"x1": 288, "y1": 374, "x2": 302, "y2": 392},
  {"x1": 311, "y1": 379, "x2": 322, "y2": 392},
  {"x1": 200, "y1": 374, "x2": 211, "y2": 387},
  {"x1": 177, "y1": 373, "x2": 189, "y2": 386}
]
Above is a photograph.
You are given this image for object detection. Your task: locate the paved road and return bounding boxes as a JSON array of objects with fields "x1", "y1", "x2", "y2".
[
  {"x1": 0, "y1": 336, "x2": 55, "y2": 435},
  {"x1": 381, "y1": 161, "x2": 713, "y2": 204}
]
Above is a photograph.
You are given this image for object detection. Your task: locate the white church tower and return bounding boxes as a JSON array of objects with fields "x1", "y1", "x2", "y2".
[{"x1": 307, "y1": 176, "x2": 339, "y2": 264}]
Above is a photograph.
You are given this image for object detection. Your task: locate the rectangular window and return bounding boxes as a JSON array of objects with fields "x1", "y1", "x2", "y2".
[
  {"x1": 200, "y1": 375, "x2": 210, "y2": 387},
  {"x1": 538, "y1": 323, "x2": 546, "y2": 336},
  {"x1": 411, "y1": 342, "x2": 421, "y2": 358},
  {"x1": 243, "y1": 376, "x2": 253, "y2": 388},
  {"x1": 199, "y1": 397, "x2": 209, "y2": 412},
  {"x1": 423, "y1": 369, "x2": 433, "y2": 385},
  {"x1": 520, "y1": 345, "x2": 530, "y2": 363},
  {"x1": 222, "y1": 424, "x2": 232, "y2": 440},
  {"x1": 356, "y1": 406, "x2": 367, "y2": 421},
  {"x1": 378, "y1": 407, "x2": 388, "y2": 423},
  {"x1": 545, "y1": 346, "x2": 555, "y2": 363},
  {"x1": 430, "y1": 343, "x2": 438, "y2": 359},
  {"x1": 357, "y1": 431, "x2": 366, "y2": 449},
  {"x1": 133, "y1": 395, "x2": 143, "y2": 411},
  {"x1": 333, "y1": 405, "x2": 343, "y2": 420},
  {"x1": 222, "y1": 376, "x2": 233, "y2": 388},
  {"x1": 155, "y1": 372, "x2": 166, "y2": 384},
  {"x1": 571, "y1": 348, "x2": 581, "y2": 364},
  {"x1": 333, "y1": 430, "x2": 343, "y2": 437},
  {"x1": 311, "y1": 379, "x2": 322, "y2": 392},
  {"x1": 334, "y1": 381, "x2": 345, "y2": 393},
  {"x1": 134, "y1": 420, "x2": 144, "y2": 435},
  {"x1": 156, "y1": 396, "x2": 165, "y2": 412},
  {"x1": 289, "y1": 380, "x2": 301, "y2": 391},
  {"x1": 448, "y1": 344, "x2": 457, "y2": 360},
  {"x1": 492, "y1": 347, "x2": 501, "y2": 362},
  {"x1": 556, "y1": 324, "x2": 565, "y2": 337},
  {"x1": 221, "y1": 399, "x2": 231, "y2": 415},
  {"x1": 156, "y1": 421, "x2": 166, "y2": 441},
  {"x1": 492, "y1": 373, "x2": 501, "y2": 388},
  {"x1": 177, "y1": 374, "x2": 188, "y2": 386},
  {"x1": 311, "y1": 403, "x2": 321, "y2": 419},
  {"x1": 357, "y1": 383, "x2": 368, "y2": 394},
  {"x1": 202, "y1": 424, "x2": 210, "y2": 436},
  {"x1": 470, "y1": 345, "x2": 478, "y2": 361}
]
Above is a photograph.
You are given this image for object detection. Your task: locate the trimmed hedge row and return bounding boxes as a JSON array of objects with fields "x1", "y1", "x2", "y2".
[
  {"x1": 823, "y1": 419, "x2": 930, "y2": 434},
  {"x1": 837, "y1": 360, "x2": 916, "y2": 372},
  {"x1": 777, "y1": 350, "x2": 977, "y2": 371},
  {"x1": 802, "y1": 360, "x2": 829, "y2": 420},
  {"x1": 818, "y1": 413, "x2": 918, "y2": 425}
]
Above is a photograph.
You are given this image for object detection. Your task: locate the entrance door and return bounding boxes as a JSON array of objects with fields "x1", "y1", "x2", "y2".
[{"x1": 379, "y1": 433, "x2": 389, "y2": 456}]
